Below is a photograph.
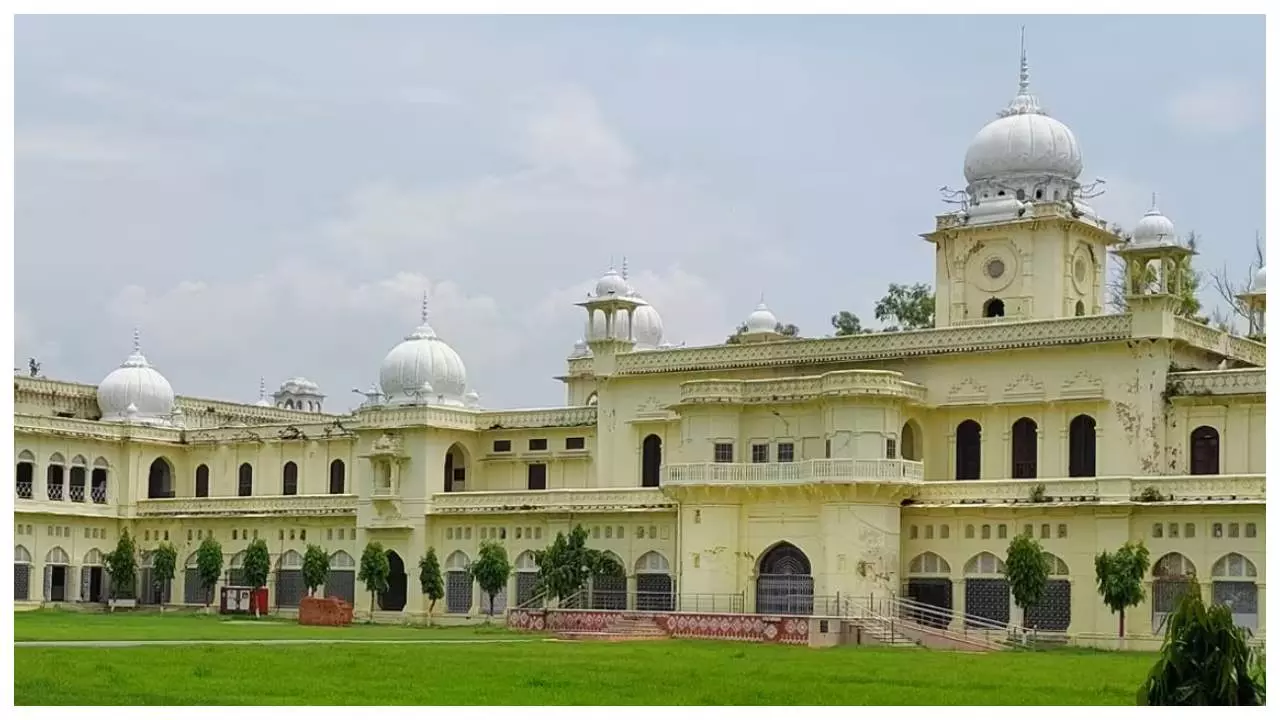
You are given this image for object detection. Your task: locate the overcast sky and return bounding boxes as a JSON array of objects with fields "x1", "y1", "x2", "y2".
[{"x1": 14, "y1": 15, "x2": 1266, "y2": 411}]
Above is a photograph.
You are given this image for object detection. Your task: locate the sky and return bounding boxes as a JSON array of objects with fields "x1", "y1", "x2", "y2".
[{"x1": 14, "y1": 14, "x2": 1267, "y2": 411}]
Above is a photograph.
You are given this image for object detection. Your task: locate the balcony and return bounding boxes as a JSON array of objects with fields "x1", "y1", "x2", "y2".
[
  {"x1": 47, "y1": 483, "x2": 63, "y2": 501},
  {"x1": 16, "y1": 480, "x2": 33, "y2": 500},
  {"x1": 136, "y1": 493, "x2": 358, "y2": 518},
  {"x1": 430, "y1": 487, "x2": 673, "y2": 515},
  {"x1": 661, "y1": 459, "x2": 924, "y2": 487},
  {"x1": 91, "y1": 485, "x2": 107, "y2": 504},
  {"x1": 909, "y1": 474, "x2": 1265, "y2": 507}
]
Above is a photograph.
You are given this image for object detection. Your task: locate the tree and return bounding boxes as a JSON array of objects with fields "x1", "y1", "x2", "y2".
[
  {"x1": 196, "y1": 537, "x2": 224, "y2": 608},
  {"x1": 470, "y1": 541, "x2": 512, "y2": 618},
  {"x1": 1208, "y1": 231, "x2": 1266, "y2": 338},
  {"x1": 418, "y1": 548, "x2": 444, "y2": 618},
  {"x1": 874, "y1": 283, "x2": 935, "y2": 331},
  {"x1": 302, "y1": 544, "x2": 330, "y2": 597},
  {"x1": 725, "y1": 322, "x2": 800, "y2": 344},
  {"x1": 533, "y1": 525, "x2": 624, "y2": 604},
  {"x1": 1004, "y1": 535, "x2": 1050, "y2": 631},
  {"x1": 152, "y1": 542, "x2": 178, "y2": 610},
  {"x1": 358, "y1": 541, "x2": 390, "y2": 618},
  {"x1": 1094, "y1": 541, "x2": 1151, "y2": 638},
  {"x1": 1138, "y1": 584, "x2": 1264, "y2": 705},
  {"x1": 830, "y1": 310, "x2": 868, "y2": 336},
  {"x1": 242, "y1": 538, "x2": 271, "y2": 616},
  {"x1": 103, "y1": 529, "x2": 138, "y2": 603}
]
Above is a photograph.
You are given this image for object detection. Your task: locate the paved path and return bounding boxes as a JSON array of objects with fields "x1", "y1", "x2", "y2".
[{"x1": 16, "y1": 638, "x2": 543, "y2": 648}]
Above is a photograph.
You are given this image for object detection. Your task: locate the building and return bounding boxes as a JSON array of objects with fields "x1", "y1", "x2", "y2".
[{"x1": 13, "y1": 43, "x2": 1265, "y2": 647}]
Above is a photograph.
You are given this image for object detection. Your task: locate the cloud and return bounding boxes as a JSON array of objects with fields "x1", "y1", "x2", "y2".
[
  {"x1": 15, "y1": 125, "x2": 146, "y2": 165},
  {"x1": 1167, "y1": 77, "x2": 1261, "y2": 135}
]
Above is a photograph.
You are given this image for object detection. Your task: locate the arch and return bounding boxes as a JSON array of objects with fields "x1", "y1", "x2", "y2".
[
  {"x1": 1189, "y1": 425, "x2": 1220, "y2": 475},
  {"x1": 514, "y1": 550, "x2": 540, "y2": 607},
  {"x1": 1074, "y1": 300, "x2": 1086, "y2": 316},
  {"x1": 18, "y1": 449, "x2": 35, "y2": 463},
  {"x1": 443, "y1": 443, "x2": 469, "y2": 493},
  {"x1": 69, "y1": 458, "x2": 87, "y2": 502},
  {"x1": 586, "y1": 392, "x2": 598, "y2": 406},
  {"x1": 15, "y1": 450, "x2": 35, "y2": 499},
  {"x1": 1153, "y1": 552, "x2": 1198, "y2": 633},
  {"x1": 635, "y1": 551, "x2": 670, "y2": 573},
  {"x1": 71, "y1": 455, "x2": 87, "y2": 466},
  {"x1": 445, "y1": 550, "x2": 472, "y2": 614},
  {"x1": 94, "y1": 456, "x2": 109, "y2": 468},
  {"x1": 1044, "y1": 553, "x2": 1070, "y2": 575},
  {"x1": 641, "y1": 434, "x2": 662, "y2": 488},
  {"x1": 276, "y1": 549, "x2": 306, "y2": 608},
  {"x1": 329, "y1": 459, "x2": 346, "y2": 494},
  {"x1": 46, "y1": 547, "x2": 70, "y2": 565},
  {"x1": 16, "y1": 545, "x2": 34, "y2": 602},
  {"x1": 278, "y1": 550, "x2": 303, "y2": 569},
  {"x1": 15, "y1": 545, "x2": 33, "y2": 563},
  {"x1": 900, "y1": 420, "x2": 922, "y2": 461},
  {"x1": 514, "y1": 550, "x2": 539, "y2": 571},
  {"x1": 963, "y1": 552, "x2": 1009, "y2": 627},
  {"x1": 446, "y1": 551, "x2": 471, "y2": 570},
  {"x1": 1212, "y1": 553, "x2": 1257, "y2": 578},
  {"x1": 1010, "y1": 417, "x2": 1038, "y2": 479},
  {"x1": 955, "y1": 419, "x2": 982, "y2": 480},
  {"x1": 983, "y1": 298, "x2": 1005, "y2": 318},
  {"x1": 1211, "y1": 553, "x2": 1260, "y2": 632},
  {"x1": 380, "y1": 550, "x2": 408, "y2": 612},
  {"x1": 755, "y1": 541, "x2": 814, "y2": 615},
  {"x1": 1153, "y1": 552, "x2": 1196, "y2": 579},
  {"x1": 284, "y1": 399, "x2": 294, "y2": 409},
  {"x1": 908, "y1": 552, "x2": 951, "y2": 575},
  {"x1": 1067, "y1": 414, "x2": 1097, "y2": 477},
  {"x1": 195, "y1": 464, "x2": 210, "y2": 497},
  {"x1": 1026, "y1": 553, "x2": 1073, "y2": 631},
  {"x1": 324, "y1": 551, "x2": 356, "y2": 604},
  {"x1": 238, "y1": 462, "x2": 253, "y2": 497},
  {"x1": 229, "y1": 551, "x2": 246, "y2": 568},
  {"x1": 90, "y1": 458, "x2": 109, "y2": 503},
  {"x1": 590, "y1": 551, "x2": 627, "y2": 610},
  {"x1": 282, "y1": 461, "x2": 298, "y2": 496},
  {"x1": 147, "y1": 457, "x2": 175, "y2": 499},
  {"x1": 83, "y1": 548, "x2": 104, "y2": 565},
  {"x1": 49, "y1": 452, "x2": 65, "y2": 465},
  {"x1": 329, "y1": 551, "x2": 356, "y2": 568},
  {"x1": 635, "y1": 551, "x2": 674, "y2": 611},
  {"x1": 964, "y1": 552, "x2": 1006, "y2": 575},
  {"x1": 46, "y1": 455, "x2": 65, "y2": 501},
  {"x1": 185, "y1": 552, "x2": 200, "y2": 568}
]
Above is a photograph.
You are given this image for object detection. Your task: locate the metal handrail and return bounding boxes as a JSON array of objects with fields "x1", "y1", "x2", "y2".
[{"x1": 847, "y1": 596, "x2": 1010, "y2": 651}]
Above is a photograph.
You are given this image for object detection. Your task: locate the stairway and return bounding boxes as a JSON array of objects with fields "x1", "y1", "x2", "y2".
[
  {"x1": 852, "y1": 616, "x2": 919, "y2": 647},
  {"x1": 554, "y1": 613, "x2": 669, "y2": 642}
]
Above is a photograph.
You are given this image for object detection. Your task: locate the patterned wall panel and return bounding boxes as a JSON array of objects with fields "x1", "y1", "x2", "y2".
[
  {"x1": 964, "y1": 578, "x2": 1010, "y2": 627},
  {"x1": 1024, "y1": 579, "x2": 1070, "y2": 631}
]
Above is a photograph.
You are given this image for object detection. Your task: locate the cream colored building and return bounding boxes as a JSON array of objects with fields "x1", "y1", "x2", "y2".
[{"x1": 13, "y1": 47, "x2": 1265, "y2": 646}]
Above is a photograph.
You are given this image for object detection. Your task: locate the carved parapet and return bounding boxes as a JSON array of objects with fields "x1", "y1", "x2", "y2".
[
  {"x1": 1173, "y1": 316, "x2": 1266, "y2": 367},
  {"x1": 909, "y1": 475, "x2": 1264, "y2": 507},
  {"x1": 1168, "y1": 368, "x2": 1266, "y2": 398},
  {"x1": 677, "y1": 370, "x2": 926, "y2": 406},
  {"x1": 661, "y1": 459, "x2": 924, "y2": 487},
  {"x1": 13, "y1": 413, "x2": 183, "y2": 444},
  {"x1": 429, "y1": 487, "x2": 673, "y2": 515},
  {"x1": 135, "y1": 493, "x2": 358, "y2": 517}
]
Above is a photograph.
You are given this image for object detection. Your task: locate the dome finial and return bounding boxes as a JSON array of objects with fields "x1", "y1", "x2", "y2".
[
  {"x1": 132, "y1": 326, "x2": 141, "y2": 355},
  {"x1": 1149, "y1": 192, "x2": 1159, "y2": 212},
  {"x1": 621, "y1": 255, "x2": 629, "y2": 280},
  {"x1": 1018, "y1": 25, "x2": 1029, "y2": 95},
  {"x1": 421, "y1": 292, "x2": 429, "y2": 324},
  {"x1": 258, "y1": 376, "x2": 266, "y2": 399}
]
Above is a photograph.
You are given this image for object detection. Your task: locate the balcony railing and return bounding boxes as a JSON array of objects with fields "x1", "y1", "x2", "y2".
[
  {"x1": 16, "y1": 481, "x2": 33, "y2": 500},
  {"x1": 47, "y1": 483, "x2": 63, "y2": 501},
  {"x1": 430, "y1": 487, "x2": 673, "y2": 514},
  {"x1": 69, "y1": 484, "x2": 85, "y2": 503},
  {"x1": 136, "y1": 493, "x2": 358, "y2": 517},
  {"x1": 661, "y1": 459, "x2": 924, "y2": 487},
  {"x1": 91, "y1": 485, "x2": 107, "y2": 504}
]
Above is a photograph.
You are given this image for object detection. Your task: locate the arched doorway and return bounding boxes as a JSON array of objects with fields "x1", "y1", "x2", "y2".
[
  {"x1": 44, "y1": 546, "x2": 70, "y2": 602},
  {"x1": 905, "y1": 552, "x2": 953, "y2": 628},
  {"x1": 15, "y1": 545, "x2": 33, "y2": 601},
  {"x1": 514, "y1": 551, "x2": 540, "y2": 607},
  {"x1": 641, "y1": 434, "x2": 662, "y2": 488},
  {"x1": 1010, "y1": 417, "x2": 1038, "y2": 479},
  {"x1": 1152, "y1": 552, "x2": 1196, "y2": 633},
  {"x1": 955, "y1": 420, "x2": 982, "y2": 480},
  {"x1": 445, "y1": 551, "x2": 472, "y2": 613},
  {"x1": 195, "y1": 464, "x2": 210, "y2": 497},
  {"x1": 983, "y1": 298, "x2": 1005, "y2": 318},
  {"x1": 282, "y1": 462, "x2": 298, "y2": 496},
  {"x1": 148, "y1": 457, "x2": 174, "y2": 499},
  {"x1": 183, "y1": 552, "x2": 205, "y2": 605},
  {"x1": 137, "y1": 549, "x2": 171, "y2": 605},
  {"x1": 1024, "y1": 554, "x2": 1071, "y2": 631},
  {"x1": 329, "y1": 459, "x2": 346, "y2": 494},
  {"x1": 276, "y1": 550, "x2": 305, "y2": 609},
  {"x1": 963, "y1": 552, "x2": 1009, "y2": 628},
  {"x1": 237, "y1": 463, "x2": 253, "y2": 497},
  {"x1": 590, "y1": 551, "x2": 627, "y2": 610},
  {"x1": 635, "y1": 551, "x2": 674, "y2": 611},
  {"x1": 379, "y1": 550, "x2": 407, "y2": 611},
  {"x1": 69, "y1": 456, "x2": 88, "y2": 503},
  {"x1": 1211, "y1": 553, "x2": 1258, "y2": 631},
  {"x1": 444, "y1": 444, "x2": 468, "y2": 493},
  {"x1": 325, "y1": 551, "x2": 356, "y2": 604},
  {"x1": 1068, "y1": 415, "x2": 1097, "y2": 477},
  {"x1": 756, "y1": 542, "x2": 814, "y2": 615},
  {"x1": 81, "y1": 548, "x2": 106, "y2": 603},
  {"x1": 1190, "y1": 426, "x2": 1220, "y2": 475},
  {"x1": 16, "y1": 450, "x2": 35, "y2": 499},
  {"x1": 900, "y1": 420, "x2": 922, "y2": 462}
]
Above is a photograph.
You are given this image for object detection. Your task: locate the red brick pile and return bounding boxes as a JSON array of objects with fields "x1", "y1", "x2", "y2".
[{"x1": 299, "y1": 595, "x2": 353, "y2": 626}]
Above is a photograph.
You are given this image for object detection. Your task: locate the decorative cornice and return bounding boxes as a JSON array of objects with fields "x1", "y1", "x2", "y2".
[
  {"x1": 1167, "y1": 368, "x2": 1266, "y2": 398},
  {"x1": 662, "y1": 459, "x2": 924, "y2": 487},
  {"x1": 677, "y1": 370, "x2": 926, "y2": 406},
  {"x1": 13, "y1": 413, "x2": 183, "y2": 444},
  {"x1": 1172, "y1": 316, "x2": 1265, "y2": 367},
  {"x1": 909, "y1": 474, "x2": 1264, "y2": 507},
  {"x1": 354, "y1": 405, "x2": 597, "y2": 431},
  {"x1": 429, "y1": 487, "x2": 672, "y2": 515},
  {"x1": 135, "y1": 494, "x2": 358, "y2": 517}
]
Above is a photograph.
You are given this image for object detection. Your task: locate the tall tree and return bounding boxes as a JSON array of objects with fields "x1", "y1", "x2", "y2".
[
  {"x1": 196, "y1": 537, "x2": 224, "y2": 608},
  {"x1": 470, "y1": 541, "x2": 513, "y2": 618},
  {"x1": 1004, "y1": 535, "x2": 1050, "y2": 631},
  {"x1": 874, "y1": 283, "x2": 935, "y2": 331},
  {"x1": 104, "y1": 529, "x2": 138, "y2": 603},
  {"x1": 533, "y1": 525, "x2": 623, "y2": 604},
  {"x1": 418, "y1": 548, "x2": 445, "y2": 619},
  {"x1": 152, "y1": 541, "x2": 178, "y2": 610},
  {"x1": 1094, "y1": 541, "x2": 1151, "y2": 638},
  {"x1": 830, "y1": 310, "x2": 868, "y2": 336},
  {"x1": 242, "y1": 538, "x2": 271, "y2": 617},
  {"x1": 302, "y1": 544, "x2": 330, "y2": 597},
  {"x1": 1138, "y1": 584, "x2": 1264, "y2": 706},
  {"x1": 358, "y1": 541, "x2": 390, "y2": 618}
]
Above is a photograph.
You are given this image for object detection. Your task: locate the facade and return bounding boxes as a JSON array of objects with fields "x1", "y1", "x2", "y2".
[{"x1": 13, "y1": 47, "x2": 1265, "y2": 645}]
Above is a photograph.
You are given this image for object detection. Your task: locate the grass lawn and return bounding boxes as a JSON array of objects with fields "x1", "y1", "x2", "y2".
[{"x1": 14, "y1": 611, "x2": 1157, "y2": 705}]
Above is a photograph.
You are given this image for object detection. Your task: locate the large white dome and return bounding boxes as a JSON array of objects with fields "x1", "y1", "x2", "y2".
[
  {"x1": 379, "y1": 316, "x2": 468, "y2": 407},
  {"x1": 97, "y1": 331, "x2": 176, "y2": 425}
]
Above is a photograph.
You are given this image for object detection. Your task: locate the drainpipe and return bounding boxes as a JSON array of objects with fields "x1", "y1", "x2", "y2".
[{"x1": 674, "y1": 494, "x2": 682, "y2": 613}]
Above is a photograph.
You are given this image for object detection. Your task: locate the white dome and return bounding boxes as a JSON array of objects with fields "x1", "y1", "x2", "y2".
[
  {"x1": 97, "y1": 332, "x2": 175, "y2": 425},
  {"x1": 1251, "y1": 265, "x2": 1266, "y2": 293},
  {"x1": 379, "y1": 317, "x2": 468, "y2": 406},
  {"x1": 593, "y1": 267, "x2": 630, "y2": 297},
  {"x1": 1130, "y1": 202, "x2": 1177, "y2": 246},
  {"x1": 568, "y1": 337, "x2": 591, "y2": 359},
  {"x1": 464, "y1": 389, "x2": 481, "y2": 408},
  {"x1": 279, "y1": 376, "x2": 322, "y2": 395},
  {"x1": 744, "y1": 301, "x2": 779, "y2": 334},
  {"x1": 631, "y1": 301, "x2": 664, "y2": 349}
]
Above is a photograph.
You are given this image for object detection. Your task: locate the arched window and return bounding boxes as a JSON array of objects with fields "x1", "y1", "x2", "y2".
[
  {"x1": 635, "y1": 551, "x2": 674, "y2": 611},
  {"x1": 963, "y1": 552, "x2": 1009, "y2": 628},
  {"x1": 1211, "y1": 552, "x2": 1260, "y2": 630},
  {"x1": 14, "y1": 544, "x2": 33, "y2": 601},
  {"x1": 1025, "y1": 553, "x2": 1072, "y2": 631},
  {"x1": 444, "y1": 444, "x2": 468, "y2": 493},
  {"x1": 238, "y1": 463, "x2": 253, "y2": 497},
  {"x1": 641, "y1": 434, "x2": 662, "y2": 488},
  {"x1": 1189, "y1": 426, "x2": 1220, "y2": 475},
  {"x1": 756, "y1": 542, "x2": 814, "y2": 615},
  {"x1": 445, "y1": 551, "x2": 473, "y2": 614},
  {"x1": 325, "y1": 551, "x2": 357, "y2": 604},
  {"x1": 147, "y1": 457, "x2": 174, "y2": 499},
  {"x1": 1075, "y1": 300, "x2": 1086, "y2": 316},
  {"x1": 908, "y1": 552, "x2": 951, "y2": 575},
  {"x1": 905, "y1": 552, "x2": 953, "y2": 626},
  {"x1": 1010, "y1": 417, "x2": 1038, "y2": 479},
  {"x1": 282, "y1": 461, "x2": 298, "y2": 496},
  {"x1": 590, "y1": 551, "x2": 627, "y2": 610},
  {"x1": 983, "y1": 298, "x2": 1005, "y2": 318},
  {"x1": 195, "y1": 464, "x2": 210, "y2": 497},
  {"x1": 16, "y1": 450, "x2": 35, "y2": 499},
  {"x1": 68, "y1": 456, "x2": 88, "y2": 503},
  {"x1": 955, "y1": 420, "x2": 982, "y2": 480},
  {"x1": 46, "y1": 453, "x2": 65, "y2": 501},
  {"x1": 514, "y1": 551, "x2": 541, "y2": 607},
  {"x1": 329, "y1": 459, "x2": 345, "y2": 494},
  {"x1": 1068, "y1": 414, "x2": 1096, "y2": 477},
  {"x1": 1153, "y1": 552, "x2": 1197, "y2": 633},
  {"x1": 91, "y1": 457, "x2": 109, "y2": 503},
  {"x1": 586, "y1": 392, "x2": 598, "y2": 406},
  {"x1": 900, "y1": 420, "x2": 922, "y2": 462}
]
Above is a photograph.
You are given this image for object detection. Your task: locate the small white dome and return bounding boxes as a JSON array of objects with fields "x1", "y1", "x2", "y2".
[
  {"x1": 464, "y1": 390, "x2": 481, "y2": 408},
  {"x1": 1251, "y1": 265, "x2": 1266, "y2": 293},
  {"x1": 97, "y1": 331, "x2": 176, "y2": 425},
  {"x1": 568, "y1": 337, "x2": 591, "y2": 359},
  {"x1": 1131, "y1": 199, "x2": 1177, "y2": 246},
  {"x1": 744, "y1": 301, "x2": 779, "y2": 334},
  {"x1": 279, "y1": 376, "x2": 322, "y2": 395},
  {"x1": 593, "y1": 266, "x2": 630, "y2": 297},
  {"x1": 379, "y1": 315, "x2": 468, "y2": 406}
]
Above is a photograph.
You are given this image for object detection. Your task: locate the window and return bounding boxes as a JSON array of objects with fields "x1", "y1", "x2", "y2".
[
  {"x1": 886, "y1": 438, "x2": 897, "y2": 459},
  {"x1": 939, "y1": 524, "x2": 950, "y2": 540},
  {"x1": 565, "y1": 437, "x2": 585, "y2": 450},
  {"x1": 983, "y1": 298, "x2": 1005, "y2": 318},
  {"x1": 289, "y1": 530, "x2": 296, "y2": 540},
  {"x1": 751, "y1": 444, "x2": 769, "y2": 464},
  {"x1": 1245, "y1": 523, "x2": 1256, "y2": 538},
  {"x1": 1212, "y1": 523, "x2": 1223, "y2": 538},
  {"x1": 910, "y1": 525, "x2": 918, "y2": 539},
  {"x1": 279, "y1": 530, "x2": 285, "y2": 540},
  {"x1": 605, "y1": 526, "x2": 613, "y2": 539},
  {"x1": 649, "y1": 525, "x2": 657, "y2": 539},
  {"x1": 1011, "y1": 417, "x2": 1038, "y2": 479},
  {"x1": 327, "y1": 529, "x2": 333, "y2": 541},
  {"x1": 493, "y1": 440, "x2": 511, "y2": 453},
  {"x1": 965, "y1": 525, "x2": 974, "y2": 539},
  {"x1": 329, "y1": 459, "x2": 346, "y2": 494},
  {"x1": 251, "y1": 530, "x2": 257, "y2": 539},
  {"x1": 1228, "y1": 523, "x2": 1239, "y2": 538},
  {"x1": 955, "y1": 420, "x2": 982, "y2": 480},
  {"x1": 714, "y1": 443, "x2": 734, "y2": 463},
  {"x1": 1023, "y1": 524, "x2": 1033, "y2": 537},
  {"x1": 981, "y1": 524, "x2": 991, "y2": 540},
  {"x1": 446, "y1": 528, "x2": 453, "y2": 540},
  {"x1": 1189, "y1": 426, "x2": 1220, "y2": 475},
  {"x1": 1040, "y1": 524, "x2": 1050, "y2": 540},
  {"x1": 527, "y1": 463, "x2": 547, "y2": 491},
  {"x1": 238, "y1": 463, "x2": 254, "y2": 497},
  {"x1": 1068, "y1": 415, "x2": 1097, "y2": 477},
  {"x1": 187, "y1": 530, "x2": 193, "y2": 542},
  {"x1": 1153, "y1": 523, "x2": 1163, "y2": 538},
  {"x1": 232, "y1": 530, "x2": 238, "y2": 540},
  {"x1": 338, "y1": 529, "x2": 345, "y2": 540},
  {"x1": 925, "y1": 525, "x2": 934, "y2": 540},
  {"x1": 1058, "y1": 524, "x2": 1068, "y2": 539},
  {"x1": 534, "y1": 528, "x2": 541, "y2": 540},
  {"x1": 777, "y1": 443, "x2": 795, "y2": 463},
  {"x1": 997, "y1": 524, "x2": 1007, "y2": 539},
  {"x1": 282, "y1": 461, "x2": 298, "y2": 496},
  {"x1": 616, "y1": 526, "x2": 623, "y2": 539},
  {"x1": 195, "y1": 464, "x2": 209, "y2": 497},
  {"x1": 528, "y1": 438, "x2": 548, "y2": 452},
  {"x1": 592, "y1": 526, "x2": 600, "y2": 539},
  {"x1": 1185, "y1": 523, "x2": 1196, "y2": 538}
]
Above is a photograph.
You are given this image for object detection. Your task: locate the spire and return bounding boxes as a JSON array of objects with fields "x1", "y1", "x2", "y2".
[
  {"x1": 132, "y1": 326, "x2": 141, "y2": 354},
  {"x1": 258, "y1": 376, "x2": 266, "y2": 400},
  {"x1": 999, "y1": 26, "x2": 1044, "y2": 117},
  {"x1": 1018, "y1": 25, "x2": 1029, "y2": 95},
  {"x1": 1149, "y1": 192, "x2": 1159, "y2": 212},
  {"x1": 421, "y1": 291, "x2": 430, "y2": 324},
  {"x1": 621, "y1": 256, "x2": 629, "y2": 280}
]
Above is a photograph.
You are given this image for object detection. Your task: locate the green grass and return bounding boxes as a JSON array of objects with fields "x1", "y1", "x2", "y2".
[{"x1": 14, "y1": 611, "x2": 1158, "y2": 705}]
